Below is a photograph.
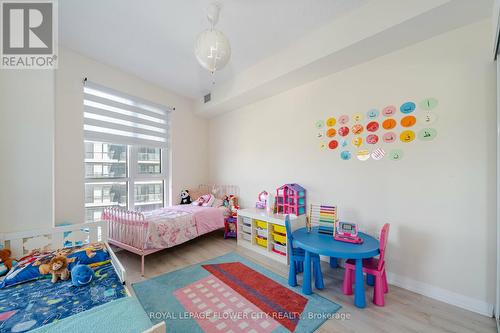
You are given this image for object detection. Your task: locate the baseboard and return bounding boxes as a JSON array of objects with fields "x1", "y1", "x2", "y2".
[
  {"x1": 386, "y1": 271, "x2": 494, "y2": 317},
  {"x1": 320, "y1": 256, "x2": 494, "y2": 317}
]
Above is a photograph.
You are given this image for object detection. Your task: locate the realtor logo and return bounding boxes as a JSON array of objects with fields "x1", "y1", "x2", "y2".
[{"x1": 1, "y1": 0, "x2": 57, "y2": 69}]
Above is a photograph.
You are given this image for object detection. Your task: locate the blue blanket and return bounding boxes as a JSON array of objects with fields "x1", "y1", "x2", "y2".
[
  {"x1": 0, "y1": 263, "x2": 126, "y2": 332},
  {"x1": 31, "y1": 297, "x2": 153, "y2": 333}
]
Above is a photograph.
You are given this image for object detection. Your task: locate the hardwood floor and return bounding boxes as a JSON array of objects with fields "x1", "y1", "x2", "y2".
[{"x1": 115, "y1": 231, "x2": 496, "y2": 333}]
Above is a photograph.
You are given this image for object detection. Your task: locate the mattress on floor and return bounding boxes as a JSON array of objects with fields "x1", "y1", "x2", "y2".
[
  {"x1": 0, "y1": 263, "x2": 126, "y2": 333},
  {"x1": 30, "y1": 297, "x2": 154, "y2": 333}
]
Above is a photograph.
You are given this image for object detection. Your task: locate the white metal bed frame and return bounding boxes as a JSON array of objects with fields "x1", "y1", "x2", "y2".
[{"x1": 0, "y1": 222, "x2": 166, "y2": 333}]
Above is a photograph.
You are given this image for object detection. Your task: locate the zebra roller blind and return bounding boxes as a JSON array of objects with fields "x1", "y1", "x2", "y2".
[{"x1": 83, "y1": 81, "x2": 171, "y2": 147}]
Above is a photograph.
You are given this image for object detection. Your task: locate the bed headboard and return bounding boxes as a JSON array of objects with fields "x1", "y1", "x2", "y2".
[
  {"x1": 198, "y1": 184, "x2": 239, "y2": 198},
  {"x1": 0, "y1": 221, "x2": 107, "y2": 258}
]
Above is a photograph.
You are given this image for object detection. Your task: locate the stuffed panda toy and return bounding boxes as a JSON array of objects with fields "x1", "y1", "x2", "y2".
[{"x1": 180, "y1": 189, "x2": 192, "y2": 205}]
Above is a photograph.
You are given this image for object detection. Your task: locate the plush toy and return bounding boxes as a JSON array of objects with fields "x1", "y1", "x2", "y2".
[
  {"x1": 48, "y1": 256, "x2": 70, "y2": 283},
  {"x1": 0, "y1": 249, "x2": 14, "y2": 271},
  {"x1": 222, "y1": 195, "x2": 229, "y2": 207},
  {"x1": 228, "y1": 195, "x2": 239, "y2": 217},
  {"x1": 180, "y1": 189, "x2": 192, "y2": 205},
  {"x1": 71, "y1": 264, "x2": 94, "y2": 287}
]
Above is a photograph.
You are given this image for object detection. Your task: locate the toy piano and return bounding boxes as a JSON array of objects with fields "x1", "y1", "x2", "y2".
[{"x1": 334, "y1": 221, "x2": 363, "y2": 244}]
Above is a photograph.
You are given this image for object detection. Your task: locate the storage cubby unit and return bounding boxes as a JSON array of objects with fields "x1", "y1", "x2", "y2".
[
  {"x1": 237, "y1": 208, "x2": 305, "y2": 264},
  {"x1": 239, "y1": 216, "x2": 252, "y2": 243}
]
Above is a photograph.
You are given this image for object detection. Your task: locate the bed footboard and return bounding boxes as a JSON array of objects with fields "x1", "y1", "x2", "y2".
[
  {"x1": 102, "y1": 207, "x2": 158, "y2": 276},
  {"x1": 102, "y1": 207, "x2": 149, "y2": 251}
]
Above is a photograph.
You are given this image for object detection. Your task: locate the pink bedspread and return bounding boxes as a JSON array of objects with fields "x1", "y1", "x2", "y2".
[
  {"x1": 142, "y1": 205, "x2": 225, "y2": 249},
  {"x1": 170, "y1": 205, "x2": 225, "y2": 235}
]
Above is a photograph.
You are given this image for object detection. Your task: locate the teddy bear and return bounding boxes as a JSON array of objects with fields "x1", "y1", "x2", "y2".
[
  {"x1": 48, "y1": 256, "x2": 70, "y2": 283},
  {"x1": 0, "y1": 249, "x2": 14, "y2": 271},
  {"x1": 180, "y1": 189, "x2": 192, "y2": 205}
]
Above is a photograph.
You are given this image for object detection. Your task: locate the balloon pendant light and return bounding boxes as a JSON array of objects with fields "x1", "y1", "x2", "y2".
[{"x1": 195, "y1": 3, "x2": 231, "y2": 75}]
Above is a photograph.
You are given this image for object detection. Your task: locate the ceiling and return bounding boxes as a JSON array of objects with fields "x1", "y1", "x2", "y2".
[{"x1": 59, "y1": 0, "x2": 368, "y2": 99}]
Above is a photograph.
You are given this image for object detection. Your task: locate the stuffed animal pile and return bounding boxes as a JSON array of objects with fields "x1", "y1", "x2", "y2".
[{"x1": 221, "y1": 195, "x2": 239, "y2": 217}]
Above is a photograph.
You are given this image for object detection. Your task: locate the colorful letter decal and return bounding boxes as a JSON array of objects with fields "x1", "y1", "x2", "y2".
[
  {"x1": 389, "y1": 149, "x2": 404, "y2": 161},
  {"x1": 326, "y1": 128, "x2": 336, "y2": 138},
  {"x1": 382, "y1": 105, "x2": 396, "y2": 117},
  {"x1": 382, "y1": 118, "x2": 396, "y2": 130},
  {"x1": 366, "y1": 134, "x2": 379, "y2": 144},
  {"x1": 366, "y1": 121, "x2": 379, "y2": 132},
  {"x1": 338, "y1": 126, "x2": 349, "y2": 136},
  {"x1": 352, "y1": 136, "x2": 363, "y2": 148},
  {"x1": 400, "y1": 130, "x2": 415, "y2": 143},
  {"x1": 400, "y1": 102, "x2": 416, "y2": 114},
  {"x1": 351, "y1": 124, "x2": 364, "y2": 135},
  {"x1": 420, "y1": 97, "x2": 438, "y2": 110},
  {"x1": 353, "y1": 113, "x2": 363, "y2": 122},
  {"x1": 338, "y1": 115, "x2": 349, "y2": 125},
  {"x1": 356, "y1": 150, "x2": 370, "y2": 161},
  {"x1": 367, "y1": 109, "x2": 379, "y2": 119},
  {"x1": 328, "y1": 140, "x2": 339, "y2": 149},
  {"x1": 315, "y1": 120, "x2": 325, "y2": 129},
  {"x1": 371, "y1": 148, "x2": 385, "y2": 160},
  {"x1": 340, "y1": 150, "x2": 352, "y2": 160},
  {"x1": 418, "y1": 128, "x2": 437, "y2": 141},
  {"x1": 422, "y1": 112, "x2": 438, "y2": 124},
  {"x1": 317, "y1": 131, "x2": 324, "y2": 139},
  {"x1": 382, "y1": 132, "x2": 396, "y2": 143},
  {"x1": 400, "y1": 115, "x2": 416, "y2": 127},
  {"x1": 326, "y1": 117, "x2": 336, "y2": 127}
]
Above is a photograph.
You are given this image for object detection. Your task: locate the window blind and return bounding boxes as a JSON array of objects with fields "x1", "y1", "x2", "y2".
[{"x1": 83, "y1": 81, "x2": 171, "y2": 148}]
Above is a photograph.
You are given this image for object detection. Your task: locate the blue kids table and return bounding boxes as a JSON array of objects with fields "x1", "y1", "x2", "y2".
[{"x1": 292, "y1": 227, "x2": 379, "y2": 308}]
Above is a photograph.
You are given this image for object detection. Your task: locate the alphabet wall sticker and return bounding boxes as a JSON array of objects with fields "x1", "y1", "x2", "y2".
[{"x1": 315, "y1": 97, "x2": 439, "y2": 161}]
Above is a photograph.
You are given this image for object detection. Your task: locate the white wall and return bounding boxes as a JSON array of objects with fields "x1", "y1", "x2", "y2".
[
  {"x1": 209, "y1": 20, "x2": 496, "y2": 315},
  {"x1": 55, "y1": 47, "x2": 208, "y2": 225},
  {"x1": 0, "y1": 71, "x2": 55, "y2": 233}
]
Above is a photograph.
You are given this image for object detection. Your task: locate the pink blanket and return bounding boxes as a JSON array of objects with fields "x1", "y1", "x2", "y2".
[{"x1": 170, "y1": 205, "x2": 225, "y2": 235}]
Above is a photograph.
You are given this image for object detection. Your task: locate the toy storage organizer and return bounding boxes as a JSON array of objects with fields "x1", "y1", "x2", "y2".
[{"x1": 237, "y1": 208, "x2": 305, "y2": 264}]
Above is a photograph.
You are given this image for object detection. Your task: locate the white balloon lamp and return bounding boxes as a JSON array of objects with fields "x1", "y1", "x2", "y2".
[{"x1": 195, "y1": 3, "x2": 231, "y2": 74}]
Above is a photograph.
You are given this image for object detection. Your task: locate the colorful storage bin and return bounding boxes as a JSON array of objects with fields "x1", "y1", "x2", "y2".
[
  {"x1": 273, "y1": 243, "x2": 287, "y2": 254},
  {"x1": 272, "y1": 224, "x2": 286, "y2": 234},
  {"x1": 255, "y1": 220, "x2": 268, "y2": 229},
  {"x1": 272, "y1": 232, "x2": 286, "y2": 244},
  {"x1": 256, "y1": 236, "x2": 268, "y2": 248}
]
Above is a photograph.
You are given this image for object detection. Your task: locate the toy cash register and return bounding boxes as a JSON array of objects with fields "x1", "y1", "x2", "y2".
[{"x1": 334, "y1": 221, "x2": 363, "y2": 244}]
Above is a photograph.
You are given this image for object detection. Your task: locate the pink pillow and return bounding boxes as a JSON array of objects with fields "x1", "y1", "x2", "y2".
[
  {"x1": 191, "y1": 194, "x2": 214, "y2": 207},
  {"x1": 202, "y1": 194, "x2": 215, "y2": 207}
]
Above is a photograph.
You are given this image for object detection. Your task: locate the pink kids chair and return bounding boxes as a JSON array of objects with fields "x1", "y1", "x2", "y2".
[{"x1": 342, "y1": 223, "x2": 390, "y2": 306}]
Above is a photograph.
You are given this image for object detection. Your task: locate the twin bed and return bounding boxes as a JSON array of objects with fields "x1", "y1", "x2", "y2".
[{"x1": 102, "y1": 184, "x2": 239, "y2": 276}]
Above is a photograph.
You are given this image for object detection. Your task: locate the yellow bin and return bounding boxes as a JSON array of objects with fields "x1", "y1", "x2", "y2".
[
  {"x1": 273, "y1": 224, "x2": 286, "y2": 234},
  {"x1": 256, "y1": 237, "x2": 268, "y2": 248},
  {"x1": 255, "y1": 220, "x2": 268, "y2": 229},
  {"x1": 272, "y1": 232, "x2": 286, "y2": 244}
]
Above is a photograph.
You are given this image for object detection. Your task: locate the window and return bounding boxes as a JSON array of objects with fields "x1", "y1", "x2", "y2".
[{"x1": 83, "y1": 82, "x2": 171, "y2": 222}]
